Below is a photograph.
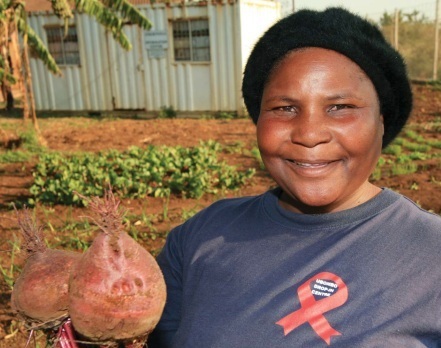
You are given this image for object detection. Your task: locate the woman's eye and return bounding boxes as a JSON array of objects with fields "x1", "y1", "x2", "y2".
[
  {"x1": 273, "y1": 106, "x2": 296, "y2": 116},
  {"x1": 329, "y1": 104, "x2": 352, "y2": 112}
]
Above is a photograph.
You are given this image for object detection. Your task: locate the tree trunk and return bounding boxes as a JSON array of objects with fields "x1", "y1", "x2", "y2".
[
  {"x1": 8, "y1": 29, "x2": 22, "y2": 110},
  {"x1": 5, "y1": 55, "x2": 14, "y2": 110},
  {"x1": 19, "y1": 23, "x2": 46, "y2": 145},
  {"x1": 22, "y1": 42, "x2": 38, "y2": 129},
  {"x1": 0, "y1": 13, "x2": 13, "y2": 111},
  {"x1": 5, "y1": 87, "x2": 13, "y2": 110}
]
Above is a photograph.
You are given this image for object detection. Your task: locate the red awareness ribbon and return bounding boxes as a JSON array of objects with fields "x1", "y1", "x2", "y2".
[{"x1": 276, "y1": 272, "x2": 348, "y2": 345}]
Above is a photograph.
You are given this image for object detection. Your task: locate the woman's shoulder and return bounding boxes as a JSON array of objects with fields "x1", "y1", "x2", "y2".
[
  {"x1": 388, "y1": 188, "x2": 441, "y2": 220},
  {"x1": 384, "y1": 188, "x2": 441, "y2": 235}
]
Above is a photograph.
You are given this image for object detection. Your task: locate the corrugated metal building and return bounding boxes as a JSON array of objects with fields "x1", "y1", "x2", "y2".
[{"x1": 26, "y1": 0, "x2": 280, "y2": 115}]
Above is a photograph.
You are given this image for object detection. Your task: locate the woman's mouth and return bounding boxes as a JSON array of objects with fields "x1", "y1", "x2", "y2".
[
  {"x1": 285, "y1": 159, "x2": 340, "y2": 176},
  {"x1": 291, "y1": 161, "x2": 329, "y2": 168}
]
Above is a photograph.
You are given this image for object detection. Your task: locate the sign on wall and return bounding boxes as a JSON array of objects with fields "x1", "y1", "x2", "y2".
[{"x1": 144, "y1": 30, "x2": 168, "y2": 58}]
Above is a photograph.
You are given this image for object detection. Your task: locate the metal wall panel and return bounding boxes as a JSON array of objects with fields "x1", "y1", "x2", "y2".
[
  {"x1": 140, "y1": 5, "x2": 172, "y2": 111},
  {"x1": 77, "y1": 14, "x2": 112, "y2": 110},
  {"x1": 28, "y1": 13, "x2": 112, "y2": 111}
]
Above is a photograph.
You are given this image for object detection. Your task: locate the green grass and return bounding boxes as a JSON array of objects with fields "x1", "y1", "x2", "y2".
[
  {"x1": 402, "y1": 141, "x2": 431, "y2": 152},
  {"x1": 391, "y1": 163, "x2": 419, "y2": 176},
  {"x1": 0, "y1": 126, "x2": 46, "y2": 163},
  {"x1": 0, "y1": 234, "x2": 21, "y2": 289},
  {"x1": 404, "y1": 129, "x2": 425, "y2": 143},
  {"x1": 428, "y1": 139, "x2": 441, "y2": 149},
  {"x1": 0, "y1": 150, "x2": 33, "y2": 163},
  {"x1": 374, "y1": 120, "x2": 441, "y2": 180}
]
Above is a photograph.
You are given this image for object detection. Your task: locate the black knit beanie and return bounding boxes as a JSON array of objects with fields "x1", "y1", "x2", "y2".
[{"x1": 242, "y1": 7, "x2": 413, "y2": 148}]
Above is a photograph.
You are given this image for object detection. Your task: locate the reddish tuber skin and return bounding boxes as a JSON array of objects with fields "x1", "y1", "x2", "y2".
[
  {"x1": 12, "y1": 250, "x2": 82, "y2": 327},
  {"x1": 11, "y1": 208, "x2": 81, "y2": 329},
  {"x1": 68, "y1": 190, "x2": 166, "y2": 343}
]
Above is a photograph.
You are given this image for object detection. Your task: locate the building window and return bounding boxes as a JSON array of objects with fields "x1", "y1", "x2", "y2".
[
  {"x1": 172, "y1": 19, "x2": 210, "y2": 62},
  {"x1": 46, "y1": 25, "x2": 80, "y2": 65}
]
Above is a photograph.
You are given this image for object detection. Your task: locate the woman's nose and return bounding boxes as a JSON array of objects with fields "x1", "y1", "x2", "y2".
[{"x1": 289, "y1": 109, "x2": 332, "y2": 148}]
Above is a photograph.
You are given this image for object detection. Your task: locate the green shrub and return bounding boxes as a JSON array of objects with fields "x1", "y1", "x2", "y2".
[
  {"x1": 158, "y1": 106, "x2": 177, "y2": 118},
  {"x1": 215, "y1": 111, "x2": 236, "y2": 120},
  {"x1": 382, "y1": 144, "x2": 402, "y2": 156}
]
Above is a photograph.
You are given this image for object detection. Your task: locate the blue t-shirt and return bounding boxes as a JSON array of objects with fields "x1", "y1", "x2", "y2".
[{"x1": 152, "y1": 188, "x2": 441, "y2": 347}]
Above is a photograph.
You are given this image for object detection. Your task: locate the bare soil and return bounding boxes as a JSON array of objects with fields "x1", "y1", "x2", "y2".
[{"x1": 0, "y1": 83, "x2": 440, "y2": 346}]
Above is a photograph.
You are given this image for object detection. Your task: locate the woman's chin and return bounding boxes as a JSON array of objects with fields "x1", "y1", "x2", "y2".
[{"x1": 278, "y1": 190, "x2": 339, "y2": 214}]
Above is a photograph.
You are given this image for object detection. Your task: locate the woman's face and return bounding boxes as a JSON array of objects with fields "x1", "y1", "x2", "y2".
[{"x1": 257, "y1": 47, "x2": 384, "y2": 214}]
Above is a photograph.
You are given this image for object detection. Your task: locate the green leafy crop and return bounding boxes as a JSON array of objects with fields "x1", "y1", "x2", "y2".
[{"x1": 29, "y1": 140, "x2": 255, "y2": 206}]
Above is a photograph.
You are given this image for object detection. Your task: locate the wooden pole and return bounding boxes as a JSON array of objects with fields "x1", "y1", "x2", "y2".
[
  {"x1": 394, "y1": 9, "x2": 399, "y2": 50},
  {"x1": 434, "y1": 0, "x2": 440, "y2": 80}
]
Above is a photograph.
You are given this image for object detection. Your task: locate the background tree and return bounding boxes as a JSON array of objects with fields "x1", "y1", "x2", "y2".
[{"x1": 0, "y1": 0, "x2": 152, "y2": 143}]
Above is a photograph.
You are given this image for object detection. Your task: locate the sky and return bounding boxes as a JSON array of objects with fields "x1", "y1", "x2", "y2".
[{"x1": 287, "y1": 0, "x2": 437, "y2": 22}]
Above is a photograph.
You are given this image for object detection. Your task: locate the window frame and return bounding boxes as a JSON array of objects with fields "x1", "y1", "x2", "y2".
[
  {"x1": 171, "y1": 18, "x2": 211, "y2": 63},
  {"x1": 44, "y1": 24, "x2": 81, "y2": 66}
]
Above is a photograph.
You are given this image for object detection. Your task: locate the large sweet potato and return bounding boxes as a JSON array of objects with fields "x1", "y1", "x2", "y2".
[
  {"x1": 11, "y1": 208, "x2": 81, "y2": 329},
  {"x1": 68, "y1": 190, "x2": 166, "y2": 344}
]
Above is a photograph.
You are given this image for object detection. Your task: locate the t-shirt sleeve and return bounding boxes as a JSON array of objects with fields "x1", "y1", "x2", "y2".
[{"x1": 152, "y1": 226, "x2": 184, "y2": 334}]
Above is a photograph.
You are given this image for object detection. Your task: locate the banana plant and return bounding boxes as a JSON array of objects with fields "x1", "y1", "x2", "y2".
[{"x1": 0, "y1": 0, "x2": 152, "y2": 141}]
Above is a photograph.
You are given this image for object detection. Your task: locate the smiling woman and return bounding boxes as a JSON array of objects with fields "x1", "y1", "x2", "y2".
[
  {"x1": 148, "y1": 7, "x2": 441, "y2": 348},
  {"x1": 258, "y1": 48, "x2": 384, "y2": 213}
]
